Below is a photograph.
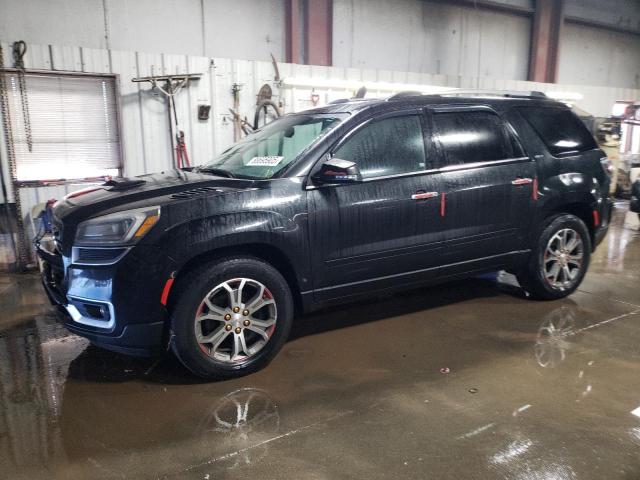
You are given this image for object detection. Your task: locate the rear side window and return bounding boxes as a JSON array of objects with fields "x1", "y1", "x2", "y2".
[
  {"x1": 432, "y1": 111, "x2": 522, "y2": 165},
  {"x1": 334, "y1": 115, "x2": 426, "y2": 179},
  {"x1": 517, "y1": 106, "x2": 597, "y2": 156}
]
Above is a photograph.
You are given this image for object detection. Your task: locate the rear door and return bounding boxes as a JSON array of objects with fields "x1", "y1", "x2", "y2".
[
  {"x1": 429, "y1": 106, "x2": 536, "y2": 270},
  {"x1": 308, "y1": 110, "x2": 444, "y2": 301}
]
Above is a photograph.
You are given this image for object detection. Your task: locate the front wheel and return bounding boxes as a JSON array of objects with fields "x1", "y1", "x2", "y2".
[
  {"x1": 170, "y1": 257, "x2": 294, "y2": 379},
  {"x1": 517, "y1": 214, "x2": 591, "y2": 300}
]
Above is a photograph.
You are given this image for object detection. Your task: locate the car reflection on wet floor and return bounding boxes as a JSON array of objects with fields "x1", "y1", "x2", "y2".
[{"x1": 0, "y1": 203, "x2": 639, "y2": 479}]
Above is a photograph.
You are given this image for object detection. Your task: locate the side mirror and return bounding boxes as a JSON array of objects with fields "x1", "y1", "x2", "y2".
[{"x1": 313, "y1": 158, "x2": 362, "y2": 184}]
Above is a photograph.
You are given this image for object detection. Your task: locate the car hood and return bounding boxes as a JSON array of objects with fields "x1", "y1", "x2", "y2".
[{"x1": 53, "y1": 170, "x2": 255, "y2": 223}]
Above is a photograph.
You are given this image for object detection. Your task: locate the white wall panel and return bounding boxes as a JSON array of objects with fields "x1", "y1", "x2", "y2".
[
  {"x1": 202, "y1": 0, "x2": 286, "y2": 61},
  {"x1": 106, "y1": 0, "x2": 204, "y2": 55},
  {"x1": 0, "y1": 0, "x2": 106, "y2": 50}
]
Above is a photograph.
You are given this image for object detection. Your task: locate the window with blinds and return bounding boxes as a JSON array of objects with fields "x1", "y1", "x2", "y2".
[{"x1": 4, "y1": 72, "x2": 122, "y2": 183}]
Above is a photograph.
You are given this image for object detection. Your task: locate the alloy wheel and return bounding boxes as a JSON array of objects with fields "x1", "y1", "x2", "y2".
[
  {"x1": 543, "y1": 228, "x2": 584, "y2": 290},
  {"x1": 194, "y1": 278, "x2": 277, "y2": 364}
]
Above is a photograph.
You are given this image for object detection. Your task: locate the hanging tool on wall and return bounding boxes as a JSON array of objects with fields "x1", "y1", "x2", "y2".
[
  {"x1": 270, "y1": 53, "x2": 285, "y2": 113},
  {"x1": 0, "y1": 45, "x2": 14, "y2": 209},
  {"x1": 0, "y1": 43, "x2": 29, "y2": 270},
  {"x1": 12, "y1": 41, "x2": 32, "y2": 152},
  {"x1": 226, "y1": 53, "x2": 283, "y2": 140},
  {"x1": 227, "y1": 84, "x2": 282, "y2": 139},
  {"x1": 132, "y1": 71, "x2": 201, "y2": 169},
  {"x1": 227, "y1": 108, "x2": 254, "y2": 137},
  {"x1": 231, "y1": 83, "x2": 242, "y2": 142},
  {"x1": 310, "y1": 89, "x2": 320, "y2": 106},
  {"x1": 175, "y1": 130, "x2": 190, "y2": 168},
  {"x1": 254, "y1": 84, "x2": 281, "y2": 130}
]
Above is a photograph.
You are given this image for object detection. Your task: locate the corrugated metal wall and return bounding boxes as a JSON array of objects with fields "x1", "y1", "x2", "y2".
[
  {"x1": 0, "y1": 0, "x2": 287, "y2": 62},
  {"x1": 558, "y1": 23, "x2": 640, "y2": 89},
  {"x1": 333, "y1": 0, "x2": 533, "y2": 80},
  {"x1": 1, "y1": 40, "x2": 640, "y2": 266}
]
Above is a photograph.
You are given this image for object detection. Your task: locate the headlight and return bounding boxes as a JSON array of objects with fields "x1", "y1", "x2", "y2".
[{"x1": 75, "y1": 206, "x2": 161, "y2": 246}]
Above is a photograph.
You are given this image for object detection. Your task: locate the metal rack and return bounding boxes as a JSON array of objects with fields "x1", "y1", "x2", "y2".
[{"x1": 132, "y1": 71, "x2": 201, "y2": 169}]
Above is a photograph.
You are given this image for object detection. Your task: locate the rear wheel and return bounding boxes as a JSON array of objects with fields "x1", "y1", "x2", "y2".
[
  {"x1": 170, "y1": 257, "x2": 293, "y2": 379},
  {"x1": 517, "y1": 214, "x2": 591, "y2": 300}
]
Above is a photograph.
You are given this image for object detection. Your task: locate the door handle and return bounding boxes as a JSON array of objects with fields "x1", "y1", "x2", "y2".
[
  {"x1": 512, "y1": 177, "x2": 533, "y2": 186},
  {"x1": 411, "y1": 191, "x2": 439, "y2": 200}
]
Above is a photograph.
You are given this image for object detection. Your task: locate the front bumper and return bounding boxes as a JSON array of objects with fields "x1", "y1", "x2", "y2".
[
  {"x1": 64, "y1": 319, "x2": 166, "y2": 356},
  {"x1": 38, "y1": 244, "x2": 174, "y2": 356}
]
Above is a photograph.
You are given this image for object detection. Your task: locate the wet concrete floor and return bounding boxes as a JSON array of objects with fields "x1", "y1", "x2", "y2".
[{"x1": 1, "y1": 203, "x2": 639, "y2": 479}]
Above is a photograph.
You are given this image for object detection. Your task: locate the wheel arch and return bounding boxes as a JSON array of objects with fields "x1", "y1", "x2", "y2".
[
  {"x1": 546, "y1": 202, "x2": 596, "y2": 248},
  {"x1": 167, "y1": 243, "x2": 304, "y2": 316}
]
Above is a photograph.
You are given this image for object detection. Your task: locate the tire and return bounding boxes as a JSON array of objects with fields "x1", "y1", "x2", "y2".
[
  {"x1": 517, "y1": 214, "x2": 591, "y2": 300},
  {"x1": 170, "y1": 256, "x2": 294, "y2": 380}
]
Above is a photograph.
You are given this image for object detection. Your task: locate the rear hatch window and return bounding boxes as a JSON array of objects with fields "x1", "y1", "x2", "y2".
[{"x1": 517, "y1": 106, "x2": 597, "y2": 156}]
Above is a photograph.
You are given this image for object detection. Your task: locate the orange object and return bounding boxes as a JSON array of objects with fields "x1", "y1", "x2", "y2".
[
  {"x1": 160, "y1": 277, "x2": 175, "y2": 306},
  {"x1": 134, "y1": 215, "x2": 159, "y2": 237}
]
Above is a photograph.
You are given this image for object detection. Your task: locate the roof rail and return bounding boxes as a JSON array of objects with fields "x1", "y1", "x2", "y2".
[
  {"x1": 387, "y1": 91, "x2": 424, "y2": 101},
  {"x1": 440, "y1": 89, "x2": 547, "y2": 99},
  {"x1": 327, "y1": 97, "x2": 371, "y2": 105}
]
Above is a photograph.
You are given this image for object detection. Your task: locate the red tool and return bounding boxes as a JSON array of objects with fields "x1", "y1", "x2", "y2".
[{"x1": 175, "y1": 130, "x2": 190, "y2": 169}]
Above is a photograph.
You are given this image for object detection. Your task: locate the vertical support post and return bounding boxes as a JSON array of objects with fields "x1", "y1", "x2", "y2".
[
  {"x1": 306, "y1": 0, "x2": 332, "y2": 66},
  {"x1": 528, "y1": 0, "x2": 563, "y2": 83},
  {"x1": 285, "y1": 0, "x2": 303, "y2": 64},
  {"x1": 286, "y1": 0, "x2": 332, "y2": 66}
]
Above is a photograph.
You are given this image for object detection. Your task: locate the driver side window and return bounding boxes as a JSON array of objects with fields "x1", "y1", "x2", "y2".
[{"x1": 334, "y1": 115, "x2": 426, "y2": 179}]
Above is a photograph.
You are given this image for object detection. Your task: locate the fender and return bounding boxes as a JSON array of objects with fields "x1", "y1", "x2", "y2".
[
  {"x1": 162, "y1": 208, "x2": 311, "y2": 293},
  {"x1": 540, "y1": 172, "x2": 603, "y2": 208},
  {"x1": 534, "y1": 171, "x2": 605, "y2": 242}
]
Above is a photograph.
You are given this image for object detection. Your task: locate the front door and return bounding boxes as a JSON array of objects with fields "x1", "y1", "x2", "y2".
[
  {"x1": 429, "y1": 107, "x2": 536, "y2": 271},
  {"x1": 309, "y1": 111, "x2": 444, "y2": 301}
]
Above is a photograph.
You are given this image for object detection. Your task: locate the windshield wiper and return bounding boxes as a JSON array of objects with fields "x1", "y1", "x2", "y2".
[{"x1": 197, "y1": 167, "x2": 236, "y2": 179}]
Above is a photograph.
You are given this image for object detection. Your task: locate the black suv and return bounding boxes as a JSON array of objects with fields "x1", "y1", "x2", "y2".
[
  {"x1": 38, "y1": 91, "x2": 613, "y2": 379},
  {"x1": 632, "y1": 179, "x2": 640, "y2": 214}
]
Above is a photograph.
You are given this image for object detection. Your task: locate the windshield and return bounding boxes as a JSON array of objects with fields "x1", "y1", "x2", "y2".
[{"x1": 201, "y1": 113, "x2": 345, "y2": 179}]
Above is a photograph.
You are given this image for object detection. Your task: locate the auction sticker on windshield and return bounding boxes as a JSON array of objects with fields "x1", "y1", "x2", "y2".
[{"x1": 247, "y1": 156, "x2": 284, "y2": 166}]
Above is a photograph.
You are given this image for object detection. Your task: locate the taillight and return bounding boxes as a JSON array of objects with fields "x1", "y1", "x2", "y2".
[{"x1": 600, "y1": 157, "x2": 614, "y2": 177}]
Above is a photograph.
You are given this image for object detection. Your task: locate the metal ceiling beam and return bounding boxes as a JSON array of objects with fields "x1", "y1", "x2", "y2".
[
  {"x1": 427, "y1": 0, "x2": 640, "y2": 37},
  {"x1": 564, "y1": 15, "x2": 640, "y2": 37},
  {"x1": 424, "y1": 0, "x2": 534, "y2": 17}
]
